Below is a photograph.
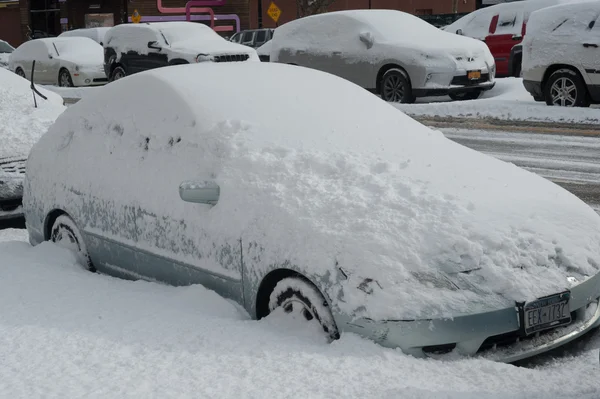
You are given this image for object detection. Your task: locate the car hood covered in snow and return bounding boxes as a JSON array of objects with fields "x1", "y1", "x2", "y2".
[{"x1": 27, "y1": 63, "x2": 600, "y2": 321}]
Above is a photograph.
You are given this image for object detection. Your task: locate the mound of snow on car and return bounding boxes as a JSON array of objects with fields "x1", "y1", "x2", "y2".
[{"x1": 25, "y1": 63, "x2": 600, "y2": 321}]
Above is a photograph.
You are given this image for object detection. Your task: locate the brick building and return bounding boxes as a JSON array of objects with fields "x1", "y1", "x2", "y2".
[{"x1": 1, "y1": 0, "x2": 482, "y2": 47}]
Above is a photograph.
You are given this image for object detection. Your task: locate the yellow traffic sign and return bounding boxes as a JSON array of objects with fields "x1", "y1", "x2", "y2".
[
  {"x1": 132, "y1": 9, "x2": 141, "y2": 24},
  {"x1": 267, "y1": 2, "x2": 281, "y2": 23}
]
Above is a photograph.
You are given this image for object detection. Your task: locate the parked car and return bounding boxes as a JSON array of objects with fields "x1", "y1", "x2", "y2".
[
  {"x1": 59, "y1": 27, "x2": 111, "y2": 46},
  {"x1": 103, "y1": 22, "x2": 259, "y2": 82},
  {"x1": 0, "y1": 39, "x2": 14, "y2": 69},
  {"x1": 256, "y1": 40, "x2": 272, "y2": 62},
  {"x1": 270, "y1": 10, "x2": 496, "y2": 103},
  {"x1": 9, "y1": 37, "x2": 107, "y2": 87},
  {"x1": 444, "y1": 0, "x2": 579, "y2": 77},
  {"x1": 522, "y1": 1, "x2": 600, "y2": 107},
  {"x1": 229, "y1": 28, "x2": 274, "y2": 48},
  {"x1": 0, "y1": 68, "x2": 64, "y2": 221},
  {"x1": 23, "y1": 62, "x2": 600, "y2": 362}
]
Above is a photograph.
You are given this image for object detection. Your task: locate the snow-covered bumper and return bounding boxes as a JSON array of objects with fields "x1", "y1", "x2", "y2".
[
  {"x1": 413, "y1": 61, "x2": 496, "y2": 98},
  {"x1": 339, "y1": 272, "x2": 600, "y2": 363},
  {"x1": 0, "y1": 156, "x2": 26, "y2": 220},
  {"x1": 71, "y1": 67, "x2": 108, "y2": 87}
]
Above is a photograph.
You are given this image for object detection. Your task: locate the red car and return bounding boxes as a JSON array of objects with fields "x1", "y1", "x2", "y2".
[{"x1": 444, "y1": 0, "x2": 576, "y2": 77}]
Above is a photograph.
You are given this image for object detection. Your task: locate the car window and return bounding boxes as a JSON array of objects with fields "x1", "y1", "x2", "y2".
[
  {"x1": 242, "y1": 31, "x2": 254, "y2": 44},
  {"x1": 0, "y1": 41, "x2": 13, "y2": 53},
  {"x1": 230, "y1": 32, "x2": 241, "y2": 43},
  {"x1": 256, "y1": 30, "x2": 267, "y2": 43}
]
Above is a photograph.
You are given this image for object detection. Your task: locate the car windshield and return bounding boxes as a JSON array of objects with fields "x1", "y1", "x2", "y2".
[
  {"x1": 0, "y1": 41, "x2": 14, "y2": 53},
  {"x1": 52, "y1": 38, "x2": 103, "y2": 60},
  {"x1": 159, "y1": 23, "x2": 220, "y2": 45}
]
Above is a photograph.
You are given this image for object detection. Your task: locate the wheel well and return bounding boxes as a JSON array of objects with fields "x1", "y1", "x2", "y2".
[
  {"x1": 542, "y1": 64, "x2": 585, "y2": 89},
  {"x1": 44, "y1": 209, "x2": 67, "y2": 240},
  {"x1": 376, "y1": 64, "x2": 409, "y2": 94},
  {"x1": 255, "y1": 268, "x2": 305, "y2": 319},
  {"x1": 511, "y1": 54, "x2": 522, "y2": 76},
  {"x1": 110, "y1": 62, "x2": 124, "y2": 75}
]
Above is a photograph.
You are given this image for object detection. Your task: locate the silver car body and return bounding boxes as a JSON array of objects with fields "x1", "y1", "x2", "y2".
[
  {"x1": 24, "y1": 63, "x2": 600, "y2": 362},
  {"x1": 270, "y1": 10, "x2": 496, "y2": 98},
  {"x1": 9, "y1": 37, "x2": 107, "y2": 86},
  {"x1": 521, "y1": 1, "x2": 600, "y2": 103}
]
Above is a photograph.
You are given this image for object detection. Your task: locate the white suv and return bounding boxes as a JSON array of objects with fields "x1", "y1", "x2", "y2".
[{"x1": 522, "y1": 1, "x2": 600, "y2": 107}]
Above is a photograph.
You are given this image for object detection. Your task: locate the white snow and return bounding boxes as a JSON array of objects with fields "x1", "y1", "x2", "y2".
[
  {"x1": 25, "y1": 62, "x2": 600, "y2": 322},
  {"x1": 51, "y1": 37, "x2": 104, "y2": 66},
  {"x1": 256, "y1": 39, "x2": 272, "y2": 56},
  {"x1": 0, "y1": 230, "x2": 598, "y2": 398},
  {"x1": 0, "y1": 67, "x2": 65, "y2": 158},
  {"x1": 396, "y1": 77, "x2": 600, "y2": 123}
]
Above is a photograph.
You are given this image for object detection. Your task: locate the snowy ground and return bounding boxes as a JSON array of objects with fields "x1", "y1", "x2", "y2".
[
  {"x1": 0, "y1": 228, "x2": 599, "y2": 398},
  {"x1": 396, "y1": 78, "x2": 600, "y2": 124}
]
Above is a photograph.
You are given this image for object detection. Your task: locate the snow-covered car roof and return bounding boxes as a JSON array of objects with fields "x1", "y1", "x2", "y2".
[
  {"x1": 29, "y1": 62, "x2": 600, "y2": 320},
  {"x1": 0, "y1": 67, "x2": 64, "y2": 158},
  {"x1": 525, "y1": 0, "x2": 600, "y2": 37},
  {"x1": 11, "y1": 37, "x2": 104, "y2": 66},
  {"x1": 59, "y1": 27, "x2": 111, "y2": 45},
  {"x1": 445, "y1": 0, "x2": 584, "y2": 38}
]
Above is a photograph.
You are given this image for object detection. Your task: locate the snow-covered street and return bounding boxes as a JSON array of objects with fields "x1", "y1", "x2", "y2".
[{"x1": 0, "y1": 228, "x2": 599, "y2": 398}]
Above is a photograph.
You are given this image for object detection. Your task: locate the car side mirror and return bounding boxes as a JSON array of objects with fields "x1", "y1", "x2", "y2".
[
  {"x1": 359, "y1": 31, "x2": 374, "y2": 49},
  {"x1": 148, "y1": 41, "x2": 162, "y2": 51},
  {"x1": 48, "y1": 53, "x2": 53, "y2": 59},
  {"x1": 179, "y1": 180, "x2": 220, "y2": 205},
  {"x1": 456, "y1": 29, "x2": 463, "y2": 35}
]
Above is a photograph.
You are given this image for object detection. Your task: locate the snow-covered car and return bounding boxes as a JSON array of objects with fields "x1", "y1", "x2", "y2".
[
  {"x1": 103, "y1": 22, "x2": 259, "y2": 82},
  {"x1": 522, "y1": 1, "x2": 600, "y2": 107},
  {"x1": 9, "y1": 37, "x2": 107, "y2": 87},
  {"x1": 229, "y1": 28, "x2": 274, "y2": 48},
  {"x1": 59, "y1": 27, "x2": 111, "y2": 46},
  {"x1": 0, "y1": 39, "x2": 15, "y2": 69},
  {"x1": 443, "y1": 0, "x2": 578, "y2": 77},
  {"x1": 23, "y1": 62, "x2": 600, "y2": 362},
  {"x1": 0, "y1": 67, "x2": 64, "y2": 220},
  {"x1": 256, "y1": 40, "x2": 272, "y2": 62},
  {"x1": 270, "y1": 10, "x2": 496, "y2": 103}
]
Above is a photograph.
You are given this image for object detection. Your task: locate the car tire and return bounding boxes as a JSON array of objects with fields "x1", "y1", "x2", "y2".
[
  {"x1": 449, "y1": 90, "x2": 482, "y2": 101},
  {"x1": 544, "y1": 69, "x2": 590, "y2": 107},
  {"x1": 15, "y1": 68, "x2": 26, "y2": 78},
  {"x1": 110, "y1": 65, "x2": 126, "y2": 82},
  {"x1": 514, "y1": 59, "x2": 522, "y2": 78},
  {"x1": 58, "y1": 69, "x2": 74, "y2": 87},
  {"x1": 50, "y1": 214, "x2": 96, "y2": 272},
  {"x1": 268, "y1": 276, "x2": 340, "y2": 341},
  {"x1": 380, "y1": 68, "x2": 415, "y2": 103}
]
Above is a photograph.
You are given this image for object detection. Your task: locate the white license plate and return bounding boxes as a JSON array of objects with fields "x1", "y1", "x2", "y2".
[{"x1": 523, "y1": 292, "x2": 571, "y2": 335}]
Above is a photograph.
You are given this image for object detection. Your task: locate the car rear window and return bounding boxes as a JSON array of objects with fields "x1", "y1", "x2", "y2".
[{"x1": 256, "y1": 30, "x2": 267, "y2": 43}]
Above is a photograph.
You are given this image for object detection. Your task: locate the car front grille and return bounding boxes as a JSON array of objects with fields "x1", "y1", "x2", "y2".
[
  {"x1": 0, "y1": 197, "x2": 22, "y2": 212},
  {"x1": 451, "y1": 73, "x2": 490, "y2": 86},
  {"x1": 214, "y1": 54, "x2": 250, "y2": 63},
  {"x1": 0, "y1": 156, "x2": 26, "y2": 176}
]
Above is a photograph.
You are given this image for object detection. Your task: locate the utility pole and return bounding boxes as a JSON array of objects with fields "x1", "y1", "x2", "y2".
[{"x1": 452, "y1": 0, "x2": 458, "y2": 13}]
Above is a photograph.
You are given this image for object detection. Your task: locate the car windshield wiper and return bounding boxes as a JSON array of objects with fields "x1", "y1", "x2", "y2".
[
  {"x1": 552, "y1": 19, "x2": 568, "y2": 32},
  {"x1": 159, "y1": 31, "x2": 169, "y2": 46},
  {"x1": 52, "y1": 43, "x2": 60, "y2": 56}
]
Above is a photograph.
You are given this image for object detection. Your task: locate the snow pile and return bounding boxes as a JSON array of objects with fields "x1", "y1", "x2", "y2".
[
  {"x1": 397, "y1": 77, "x2": 600, "y2": 124},
  {"x1": 0, "y1": 67, "x2": 65, "y2": 158},
  {"x1": 25, "y1": 63, "x2": 600, "y2": 321},
  {"x1": 0, "y1": 232, "x2": 599, "y2": 398}
]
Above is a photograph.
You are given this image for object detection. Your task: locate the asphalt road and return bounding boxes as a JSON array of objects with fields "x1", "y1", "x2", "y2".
[{"x1": 440, "y1": 127, "x2": 600, "y2": 212}]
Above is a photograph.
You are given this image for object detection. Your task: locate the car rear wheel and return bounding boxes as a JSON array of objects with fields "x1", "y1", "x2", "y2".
[
  {"x1": 15, "y1": 68, "x2": 26, "y2": 78},
  {"x1": 380, "y1": 68, "x2": 415, "y2": 103},
  {"x1": 544, "y1": 69, "x2": 590, "y2": 107},
  {"x1": 50, "y1": 214, "x2": 95, "y2": 272},
  {"x1": 449, "y1": 90, "x2": 482, "y2": 101},
  {"x1": 59, "y1": 69, "x2": 74, "y2": 87},
  {"x1": 268, "y1": 276, "x2": 340, "y2": 341},
  {"x1": 110, "y1": 66, "x2": 126, "y2": 82}
]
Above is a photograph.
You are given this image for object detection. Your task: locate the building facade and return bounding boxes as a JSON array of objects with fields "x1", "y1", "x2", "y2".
[{"x1": 1, "y1": 0, "x2": 486, "y2": 47}]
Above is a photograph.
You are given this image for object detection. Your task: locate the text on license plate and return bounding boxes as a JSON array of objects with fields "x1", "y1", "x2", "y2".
[
  {"x1": 467, "y1": 70, "x2": 481, "y2": 80},
  {"x1": 523, "y1": 292, "x2": 571, "y2": 335}
]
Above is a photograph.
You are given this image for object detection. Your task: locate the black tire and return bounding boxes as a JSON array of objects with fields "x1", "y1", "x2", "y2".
[
  {"x1": 110, "y1": 65, "x2": 126, "y2": 82},
  {"x1": 50, "y1": 214, "x2": 96, "y2": 272},
  {"x1": 513, "y1": 57, "x2": 522, "y2": 78},
  {"x1": 15, "y1": 68, "x2": 26, "y2": 78},
  {"x1": 268, "y1": 276, "x2": 340, "y2": 341},
  {"x1": 449, "y1": 90, "x2": 482, "y2": 101},
  {"x1": 544, "y1": 69, "x2": 590, "y2": 107},
  {"x1": 380, "y1": 68, "x2": 415, "y2": 103},
  {"x1": 58, "y1": 68, "x2": 74, "y2": 87}
]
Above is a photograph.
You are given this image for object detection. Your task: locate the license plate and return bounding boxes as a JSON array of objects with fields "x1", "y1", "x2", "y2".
[
  {"x1": 523, "y1": 292, "x2": 571, "y2": 335},
  {"x1": 467, "y1": 70, "x2": 481, "y2": 80}
]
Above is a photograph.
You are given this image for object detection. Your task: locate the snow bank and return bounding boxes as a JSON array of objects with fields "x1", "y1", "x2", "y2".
[
  {"x1": 0, "y1": 237, "x2": 598, "y2": 398},
  {"x1": 397, "y1": 77, "x2": 600, "y2": 124},
  {"x1": 26, "y1": 63, "x2": 600, "y2": 321},
  {"x1": 0, "y1": 68, "x2": 65, "y2": 158}
]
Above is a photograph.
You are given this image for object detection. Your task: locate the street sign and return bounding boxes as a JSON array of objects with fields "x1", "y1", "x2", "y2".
[
  {"x1": 267, "y1": 2, "x2": 281, "y2": 24},
  {"x1": 131, "y1": 9, "x2": 141, "y2": 24}
]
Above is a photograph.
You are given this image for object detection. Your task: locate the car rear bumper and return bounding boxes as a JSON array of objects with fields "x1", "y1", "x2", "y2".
[
  {"x1": 338, "y1": 272, "x2": 600, "y2": 362},
  {"x1": 523, "y1": 79, "x2": 544, "y2": 101}
]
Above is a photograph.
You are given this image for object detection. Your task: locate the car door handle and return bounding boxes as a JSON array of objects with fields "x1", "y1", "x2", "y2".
[{"x1": 583, "y1": 43, "x2": 598, "y2": 48}]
